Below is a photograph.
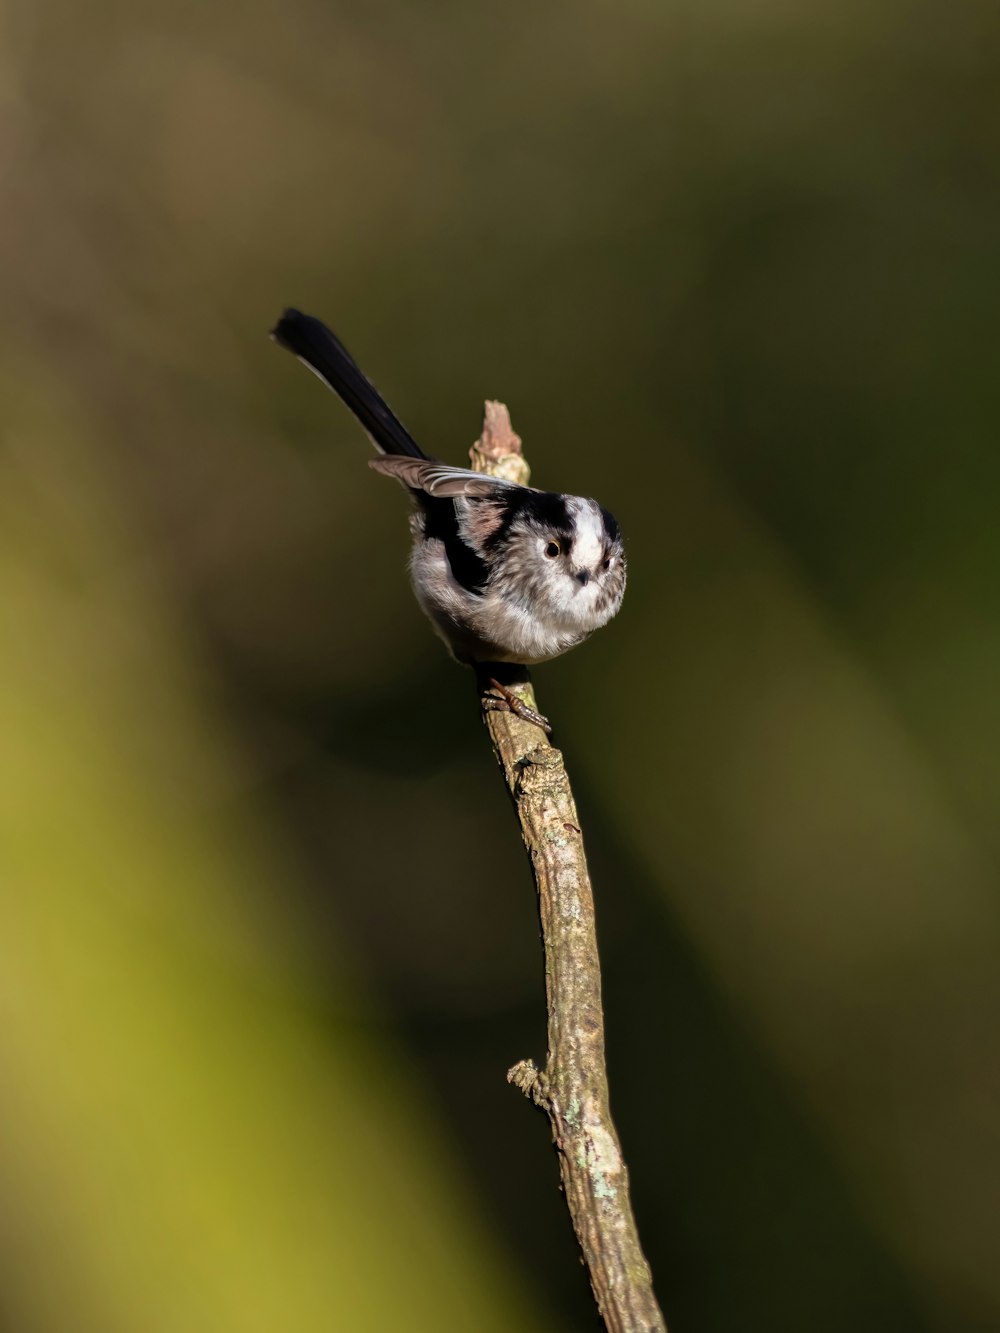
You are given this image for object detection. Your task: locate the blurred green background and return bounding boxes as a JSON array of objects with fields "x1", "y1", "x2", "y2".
[{"x1": 2, "y1": 0, "x2": 999, "y2": 1329}]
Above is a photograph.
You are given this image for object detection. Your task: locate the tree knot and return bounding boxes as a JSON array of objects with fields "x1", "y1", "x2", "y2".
[{"x1": 506, "y1": 1058, "x2": 550, "y2": 1107}]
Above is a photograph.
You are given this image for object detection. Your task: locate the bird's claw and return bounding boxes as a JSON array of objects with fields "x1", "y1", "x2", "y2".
[{"x1": 483, "y1": 678, "x2": 553, "y2": 733}]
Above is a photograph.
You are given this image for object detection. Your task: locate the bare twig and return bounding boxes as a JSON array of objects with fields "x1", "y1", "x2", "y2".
[{"x1": 471, "y1": 405, "x2": 667, "y2": 1333}]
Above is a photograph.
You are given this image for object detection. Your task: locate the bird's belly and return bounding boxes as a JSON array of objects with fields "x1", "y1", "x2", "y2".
[
  {"x1": 468, "y1": 596, "x2": 591, "y2": 663},
  {"x1": 409, "y1": 540, "x2": 592, "y2": 665},
  {"x1": 433, "y1": 590, "x2": 589, "y2": 664}
]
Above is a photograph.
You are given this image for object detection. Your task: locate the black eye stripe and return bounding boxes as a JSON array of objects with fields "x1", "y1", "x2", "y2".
[
  {"x1": 529, "y1": 492, "x2": 572, "y2": 531},
  {"x1": 600, "y1": 507, "x2": 621, "y2": 545},
  {"x1": 481, "y1": 491, "x2": 579, "y2": 553}
]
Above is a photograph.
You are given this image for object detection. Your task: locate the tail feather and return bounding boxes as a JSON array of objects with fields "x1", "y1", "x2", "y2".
[{"x1": 271, "y1": 309, "x2": 426, "y2": 458}]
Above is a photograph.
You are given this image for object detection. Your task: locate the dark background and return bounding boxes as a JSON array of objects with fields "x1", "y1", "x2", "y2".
[{"x1": 2, "y1": 1, "x2": 1000, "y2": 1328}]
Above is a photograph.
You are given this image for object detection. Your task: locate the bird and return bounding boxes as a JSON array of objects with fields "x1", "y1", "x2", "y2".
[{"x1": 271, "y1": 309, "x2": 626, "y2": 730}]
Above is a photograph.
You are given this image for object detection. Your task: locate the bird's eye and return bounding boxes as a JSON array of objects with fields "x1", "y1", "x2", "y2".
[
  {"x1": 602, "y1": 556, "x2": 612, "y2": 571},
  {"x1": 545, "y1": 541, "x2": 561, "y2": 558}
]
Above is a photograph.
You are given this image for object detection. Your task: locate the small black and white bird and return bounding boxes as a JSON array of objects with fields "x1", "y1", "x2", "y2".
[{"x1": 271, "y1": 309, "x2": 626, "y2": 721}]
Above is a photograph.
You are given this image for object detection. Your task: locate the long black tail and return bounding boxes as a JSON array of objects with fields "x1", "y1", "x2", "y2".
[{"x1": 271, "y1": 309, "x2": 426, "y2": 458}]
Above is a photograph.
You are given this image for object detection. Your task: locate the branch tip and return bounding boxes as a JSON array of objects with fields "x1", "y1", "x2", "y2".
[{"x1": 470, "y1": 400, "x2": 531, "y2": 486}]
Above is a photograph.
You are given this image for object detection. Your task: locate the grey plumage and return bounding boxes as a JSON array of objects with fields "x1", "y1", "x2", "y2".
[{"x1": 271, "y1": 309, "x2": 626, "y2": 666}]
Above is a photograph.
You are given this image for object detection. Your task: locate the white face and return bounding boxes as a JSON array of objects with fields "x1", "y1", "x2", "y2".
[{"x1": 498, "y1": 493, "x2": 626, "y2": 633}]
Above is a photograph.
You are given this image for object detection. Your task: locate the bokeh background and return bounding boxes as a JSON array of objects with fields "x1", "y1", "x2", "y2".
[{"x1": 2, "y1": 1, "x2": 1000, "y2": 1329}]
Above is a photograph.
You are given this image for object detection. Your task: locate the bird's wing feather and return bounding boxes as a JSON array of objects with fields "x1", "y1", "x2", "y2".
[{"x1": 369, "y1": 458, "x2": 524, "y2": 498}]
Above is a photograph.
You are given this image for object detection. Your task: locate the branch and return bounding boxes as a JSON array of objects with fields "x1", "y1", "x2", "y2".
[{"x1": 471, "y1": 404, "x2": 667, "y2": 1333}]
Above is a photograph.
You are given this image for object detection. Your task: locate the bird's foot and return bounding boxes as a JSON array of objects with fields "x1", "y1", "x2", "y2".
[{"x1": 483, "y1": 678, "x2": 552, "y2": 733}]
